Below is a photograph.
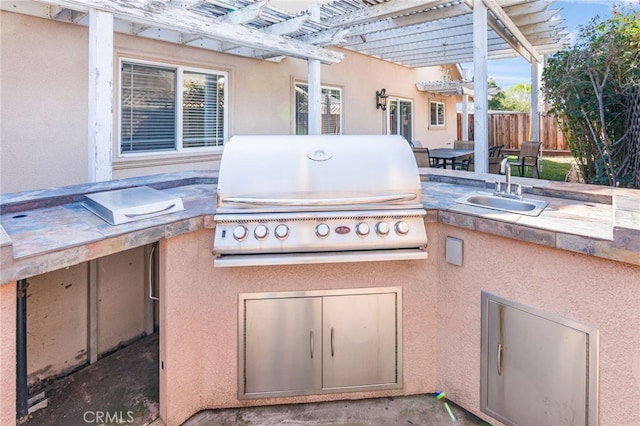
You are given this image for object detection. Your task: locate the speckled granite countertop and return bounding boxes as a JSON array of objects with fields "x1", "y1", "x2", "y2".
[{"x1": 1, "y1": 169, "x2": 638, "y2": 283}]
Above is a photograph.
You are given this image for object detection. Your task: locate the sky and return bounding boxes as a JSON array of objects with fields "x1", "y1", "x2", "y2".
[{"x1": 481, "y1": 0, "x2": 640, "y2": 89}]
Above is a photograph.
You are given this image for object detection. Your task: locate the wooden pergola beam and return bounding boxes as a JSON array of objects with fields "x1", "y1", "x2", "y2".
[{"x1": 40, "y1": 0, "x2": 344, "y2": 64}]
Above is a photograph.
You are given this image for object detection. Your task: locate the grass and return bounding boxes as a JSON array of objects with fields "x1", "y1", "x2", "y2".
[{"x1": 505, "y1": 156, "x2": 573, "y2": 181}]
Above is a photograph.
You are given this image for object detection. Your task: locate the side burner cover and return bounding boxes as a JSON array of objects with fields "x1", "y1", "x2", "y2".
[{"x1": 84, "y1": 186, "x2": 184, "y2": 225}]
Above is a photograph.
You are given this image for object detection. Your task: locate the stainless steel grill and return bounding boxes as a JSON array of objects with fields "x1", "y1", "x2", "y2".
[{"x1": 213, "y1": 135, "x2": 428, "y2": 267}]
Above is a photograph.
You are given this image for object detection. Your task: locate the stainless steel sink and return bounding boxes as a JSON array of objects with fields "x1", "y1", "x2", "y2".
[{"x1": 455, "y1": 192, "x2": 548, "y2": 216}]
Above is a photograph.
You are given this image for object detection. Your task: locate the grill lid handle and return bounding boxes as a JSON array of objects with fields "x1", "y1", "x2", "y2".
[{"x1": 220, "y1": 193, "x2": 417, "y2": 207}]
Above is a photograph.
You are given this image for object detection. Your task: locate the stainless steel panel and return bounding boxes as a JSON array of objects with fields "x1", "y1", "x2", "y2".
[
  {"x1": 83, "y1": 186, "x2": 184, "y2": 225},
  {"x1": 480, "y1": 292, "x2": 599, "y2": 426},
  {"x1": 213, "y1": 210, "x2": 427, "y2": 256},
  {"x1": 322, "y1": 292, "x2": 399, "y2": 389},
  {"x1": 243, "y1": 297, "x2": 322, "y2": 396},
  {"x1": 214, "y1": 249, "x2": 428, "y2": 267},
  {"x1": 239, "y1": 287, "x2": 403, "y2": 399},
  {"x1": 216, "y1": 135, "x2": 422, "y2": 213}
]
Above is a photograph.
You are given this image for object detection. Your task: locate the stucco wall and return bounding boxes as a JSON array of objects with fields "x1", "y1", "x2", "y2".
[
  {"x1": 21, "y1": 246, "x2": 148, "y2": 390},
  {"x1": 26, "y1": 263, "x2": 88, "y2": 387},
  {"x1": 159, "y1": 225, "x2": 640, "y2": 426},
  {"x1": 0, "y1": 13, "x2": 89, "y2": 193},
  {"x1": 430, "y1": 224, "x2": 640, "y2": 426},
  {"x1": 159, "y1": 229, "x2": 439, "y2": 426},
  {"x1": 1, "y1": 11, "x2": 459, "y2": 193},
  {"x1": 0, "y1": 281, "x2": 17, "y2": 425}
]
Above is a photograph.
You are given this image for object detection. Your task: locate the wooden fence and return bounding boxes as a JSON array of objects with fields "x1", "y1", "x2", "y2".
[{"x1": 457, "y1": 112, "x2": 569, "y2": 154}]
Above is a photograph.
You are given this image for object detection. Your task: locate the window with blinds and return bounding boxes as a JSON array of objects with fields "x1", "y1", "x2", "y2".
[
  {"x1": 120, "y1": 61, "x2": 227, "y2": 154},
  {"x1": 183, "y1": 72, "x2": 224, "y2": 148},
  {"x1": 294, "y1": 83, "x2": 342, "y2": 135},
  {"x1": 121, "y1": 63, "x2": 176, "y2": 152},
  {"x1": 430, "y1": 101, "x2": 445, "y2": 127}
]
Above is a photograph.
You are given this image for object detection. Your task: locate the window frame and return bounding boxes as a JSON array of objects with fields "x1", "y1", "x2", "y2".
[
  {"x1": 386, "y1": 97, "x2": 414, "y2": 142},
  {"x1": 293, "y1": 81, "x2": 343, "y2": 135},
  {"x1": 430, "y1": 100, "x2": 446, "y2": 127},
  {"x1": 118, "y1": 58, "x2": 228, "y2": 157}
]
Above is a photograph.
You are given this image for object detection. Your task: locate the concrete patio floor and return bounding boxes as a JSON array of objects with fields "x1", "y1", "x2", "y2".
[{"x1": 23, "y1": 332, "x2": 491, "y2": 426}]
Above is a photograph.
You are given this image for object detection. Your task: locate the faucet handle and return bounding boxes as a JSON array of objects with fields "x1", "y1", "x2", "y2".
[
  {"x1": 494, "y1": 181, "x2": 501, "y2": 195},
  {"x1": 515, "y1": 183, "x2": 522, "y2": 199}
]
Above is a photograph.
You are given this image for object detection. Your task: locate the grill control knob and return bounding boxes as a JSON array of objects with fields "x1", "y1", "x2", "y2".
[
  {"x1": 274, "y1": 224, "x2": 289, "y2": 240},
  {"x1": 254, "y1": 225, "x2": 268, "y2": 240},
  {"x1": 395, "y1": 221, "x2": 410, "y2": 235},
  {"x1": 375, "y1": 221, "x2": 390, "y2": 236},
  {"x1": 233, "y1": 225, "x2": 248, "y2": 241},
  {"x1": 315, "y1": 223, "x2": 330, "y2": 238},
  {"x1": 355, "y1": 222, "x2": 370, "y2": 237}
]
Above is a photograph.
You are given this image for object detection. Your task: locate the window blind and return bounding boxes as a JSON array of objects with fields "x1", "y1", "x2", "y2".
[
  {"x1": 183, "y1": 72, "x2": 224, "y2": 148},
  {"x1": 121, "y1": 63, "x2": 176, "y2": 153}
]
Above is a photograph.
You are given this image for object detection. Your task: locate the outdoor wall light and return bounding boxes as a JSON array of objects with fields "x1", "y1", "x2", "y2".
[{"x1": 376, "y1": 88, "x2": 388, "y2": 110}]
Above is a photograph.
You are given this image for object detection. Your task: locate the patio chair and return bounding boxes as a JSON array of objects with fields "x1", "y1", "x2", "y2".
[
  {"x1": 489, "y1": 144, "x2": 504, "y2": 157},
  {"x1": 412, "y1": 147, "x2": 441, "y2": 168},
  {"x1": 459, "y1": 144, "x2": 504, "y2": 173},
  {"x1": 453, "y1": 140, "x2": 474, "y2": 170},
  {"x1": 453, "y1": 140, "x2": 474, "y2": 150},
  {"x1": 511, "y1": 141, "x2": 542, "y2": 178}
]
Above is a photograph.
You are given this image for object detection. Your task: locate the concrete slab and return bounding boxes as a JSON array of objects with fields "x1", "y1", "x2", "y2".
[
  {"x1": 183, "y1": 395, "x2": 490, "y2": 426},
  {"x1": 22, "y1": 333, "x2": 490, "y2": 425}
]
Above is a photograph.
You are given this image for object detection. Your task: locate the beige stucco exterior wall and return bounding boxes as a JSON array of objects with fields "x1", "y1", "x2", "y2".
[
  {"x1": 0, "y1": 12, "x2": 89, "y2": 193},
  {"x1": 1, "y1": 11, "x2": 459, "y2": 193},
  {"x1": 96, "y1": 247, "x2": 147, "y2": 354},
  {"x1": 159, "y1": 229, "x2": 439, "y2": 426},
  {"x1": 430, "y1": 223, "x2": 640, "y2": 426},
  {"x1": 12, "y1": 247, "x2": 148, "y2": 390},
  {"x1": 26, "y1": 263, "x2": 88, "y2": 387},
  {"x1": 159, "y1": 225, "x2": 640, "y2": 426},
  {"x1": 0, "y1": 281, "x2": 17, "y2": 425}
]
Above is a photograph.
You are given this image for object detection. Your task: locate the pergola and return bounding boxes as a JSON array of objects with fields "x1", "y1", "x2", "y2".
[{"x1": 2, "y1": 0, "x2": 570, "y2": 175}]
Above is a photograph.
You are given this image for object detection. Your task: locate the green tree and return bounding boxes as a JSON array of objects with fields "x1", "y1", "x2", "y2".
[
  {"x1": 542, "y1": 8, "x2": 640, "y2": 188},
  {"x1": 489, "y1": 83, "x2": 531, "y2": 112}
]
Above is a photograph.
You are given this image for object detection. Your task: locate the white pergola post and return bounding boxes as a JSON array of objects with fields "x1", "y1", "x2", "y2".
[
  {"x1": 472, "y1": 0, "x2": 489, "y2": 173},
  {"x1": 307, "y1": 3, "x2": 322, "y2": 136},
  {"x1": 530, "y1": 60, "x2": 541, "y2": 142},
  {"x1": 307, "y1": 59, "x2": 322, "y2": 135},
  {"x1": 462, "y1": 93, "x2": 470, "y2": 141},
  {"x1": 88, "y1": 8, "x2": 114, "y2": 182}
]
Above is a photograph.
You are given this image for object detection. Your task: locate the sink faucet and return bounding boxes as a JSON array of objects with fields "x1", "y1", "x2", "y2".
[
  {"x1": 495, "y1": 158, "x2": 522, "y2": 199},
  {"x1": 500, "y1": 158, "x2": 511, "y2": 193}
]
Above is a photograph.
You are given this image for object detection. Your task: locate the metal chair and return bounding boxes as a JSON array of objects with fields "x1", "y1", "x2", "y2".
[
  {"x1": 412, "y1": 147, "x2": 441, "y2": 168},
  {"x1": 510, "y1": 141, "x2": 542, "y2": 178},
  {"x1": 453, "y1": 140, "x2": 474, "y2": 150}
]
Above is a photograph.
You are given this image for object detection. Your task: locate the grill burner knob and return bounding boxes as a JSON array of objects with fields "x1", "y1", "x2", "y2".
[
  {"x1": 254, "y1": 225, "x2": 268, "y2": 240},
  {"x1": 395, "y1": 221, "x2": 410, "y2": 235},
  {"x1": 355, "y1": 222, "x2": 370, "y2": 237},
  {"x1": 233, "y1": 225, "x2": 248, "y2": 241},
  {"x1": 315, "y1": 223, "x2": 330, "y2": 238},
  {"x1": 375, "y1": 221, "x2": 390, "y2": 236},
  {"x1": 274, "y1": 224, "x2": 289, "y2": 240}
]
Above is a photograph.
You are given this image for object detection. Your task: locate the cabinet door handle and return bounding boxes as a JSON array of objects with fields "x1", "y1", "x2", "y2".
[
  {"x1": 310, "y1": 330, "x2": 314, "y2": 359},
  {"x1": 497, "y1": 343, "x2": 503, "y2": 376},
  {"x1": 331, "y1": 327, "x2": 335, "y2": 357}
]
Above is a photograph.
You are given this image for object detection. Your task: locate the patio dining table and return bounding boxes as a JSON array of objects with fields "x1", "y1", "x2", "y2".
[{"x1": 428, "y1": 148, "x2": 474, "y2": 169}]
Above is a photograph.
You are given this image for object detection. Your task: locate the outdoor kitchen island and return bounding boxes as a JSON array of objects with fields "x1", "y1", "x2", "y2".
[{"x1": 1, "y1": 169, "x2": 638, "y2": 426}]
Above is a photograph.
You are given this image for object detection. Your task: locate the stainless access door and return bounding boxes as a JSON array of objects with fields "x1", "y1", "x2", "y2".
[
  {"x1": 322, "y1": 292, "x2": 398, "y2": 389},
  {"x1": 243, "y1": 297, "x2": 322, "y2": 396},
  {"x1": 482, "y1": 292, "x2": 598, "y2": 426}
]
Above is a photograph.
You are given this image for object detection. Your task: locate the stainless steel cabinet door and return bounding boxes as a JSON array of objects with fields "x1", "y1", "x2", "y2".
[
  {"x1": 243, "y1": 297, "x2": 322, "y2": 396},
  {"x1": 322, "y1": 292, "x2": 398, "y2": 389},
  {"x1": 481, "y1": 292, "x2": 598, "y2": 426}
]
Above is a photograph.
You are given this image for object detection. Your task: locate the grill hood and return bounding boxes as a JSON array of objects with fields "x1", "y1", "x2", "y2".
[
  {"x1": 213, "y1": 134, "x2": 428, "y2": 267},
  {"x1": 216, "y1": 135, "x2": 422, "y2": 213}
]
